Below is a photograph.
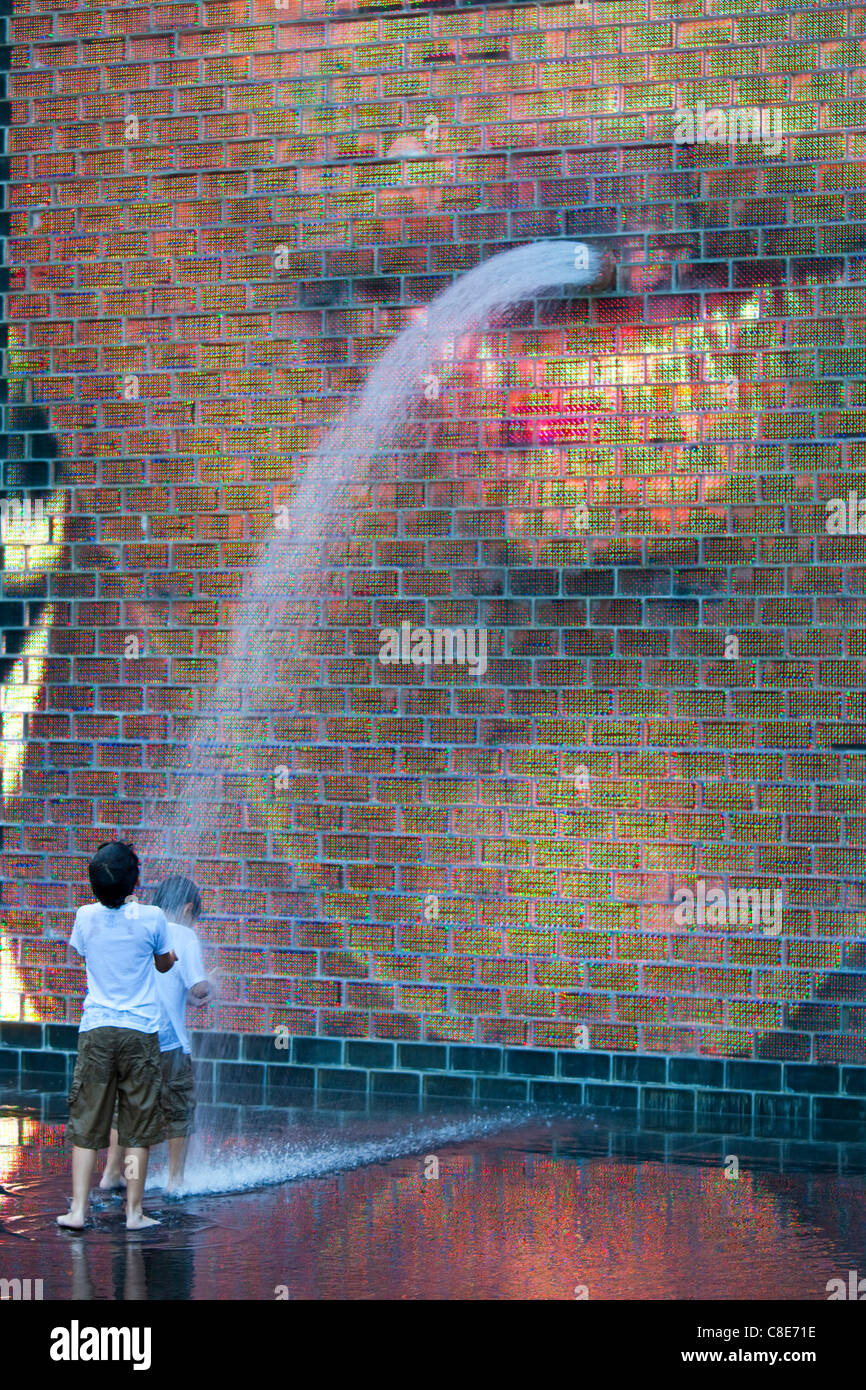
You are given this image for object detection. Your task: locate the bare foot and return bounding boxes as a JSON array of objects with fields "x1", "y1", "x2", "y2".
[
  {"x1": 98, "y1": 1174, "x2": 126, "y2": 1191},
  {"x1": 57, "y1": 1211, "x2": 88, "y2": 1229},
  {"x1": 125, "y1": 1212, "x2": 160, "y2": 1230}
]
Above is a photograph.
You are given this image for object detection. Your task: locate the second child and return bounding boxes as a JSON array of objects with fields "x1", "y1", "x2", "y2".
[{"x1": 101, "y1": 873, "x2": 212, "y2": 1195}]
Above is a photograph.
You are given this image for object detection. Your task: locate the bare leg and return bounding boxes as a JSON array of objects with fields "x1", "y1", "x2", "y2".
[
  {"x1": 124, "y1": 1147, "x2": 159, "y2": 1229},
  {"x1": 165, "y1": 1136, "x2": 190, "y2": 1193},
  {"x1": 57, "y1": 1145, "x2": 98, "y2": 1228},
  {"x1": 99, "y1": 1129, "x2": 126, "y2": 1190}
]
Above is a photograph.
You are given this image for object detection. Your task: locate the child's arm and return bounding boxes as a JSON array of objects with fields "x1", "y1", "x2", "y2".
[
  {"x1": 184, "y1": 933, "x2": 220, "y2": 1006},
  {"x1": 151, "y1": 906, "x2": 176, "y2": 972},
  {"x1": 68, "y1": 912, "x2": 84, "y2": 964}
]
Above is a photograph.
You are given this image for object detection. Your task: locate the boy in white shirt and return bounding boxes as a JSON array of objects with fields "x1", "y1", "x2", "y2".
[
  {"x1": 100, "y1": 874, "x2": 212, "y2": 1196},
  {"x1": 57, "y1": 841, "x2": 176, "y2": 1231}
]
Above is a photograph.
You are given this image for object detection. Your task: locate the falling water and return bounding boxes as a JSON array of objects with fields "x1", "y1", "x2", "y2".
[
  {"x1": 147, "y1": 239, "x2": 601, "y2": 867},
  {"x1": 134, "y1": 240, "x2": 601, "y2": 1170}
]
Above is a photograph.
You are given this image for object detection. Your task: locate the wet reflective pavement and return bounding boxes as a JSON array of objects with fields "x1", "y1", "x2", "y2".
[{"x1": 1, "y1": 1102, "x2": 864, "y2": 1300}]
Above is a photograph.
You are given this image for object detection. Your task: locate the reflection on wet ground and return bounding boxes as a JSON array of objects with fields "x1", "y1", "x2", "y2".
[{"x1": 1, "y1": 1100, "x2": 864, "y2": 1300}]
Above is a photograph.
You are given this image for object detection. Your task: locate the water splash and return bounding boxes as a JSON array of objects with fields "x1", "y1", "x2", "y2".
[{"x1": 150, "y1": 1108, "x2": 532, "y2": 1196}]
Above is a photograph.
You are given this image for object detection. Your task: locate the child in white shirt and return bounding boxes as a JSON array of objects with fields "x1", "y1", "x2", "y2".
[
  {"x1": 57, "y1": 841, "x2": 176, "y2": 1230},
  {"x1": 100, "y1": 874, "x2": 213, "y2": 1196}
]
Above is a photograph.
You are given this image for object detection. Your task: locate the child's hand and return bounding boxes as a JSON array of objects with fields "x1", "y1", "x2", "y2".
[{"x1": 187, "y1": 969, "x2": 224, "y2": 1006}]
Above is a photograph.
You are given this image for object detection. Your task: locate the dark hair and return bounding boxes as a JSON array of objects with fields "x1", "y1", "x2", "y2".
[
  {"x1": 88, "y1": 841, "x2": 139, "y2": 909},
  {"x1": 153, "y1": 874, "x2": 201, "y2": 922}
]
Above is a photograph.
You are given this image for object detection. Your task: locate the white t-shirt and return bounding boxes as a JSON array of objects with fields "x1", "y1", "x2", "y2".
[
  {"x1": 70, "y1": 900, "x2": 171, "y2": 1034},
  {"x1": 156, "y1": 918, "x2": 207, "y2": 1055}
]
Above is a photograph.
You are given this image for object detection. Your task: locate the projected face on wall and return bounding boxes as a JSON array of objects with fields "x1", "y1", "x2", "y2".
[{"x1": 4, "y1": 0, "x2": 865, "y2": 1064}]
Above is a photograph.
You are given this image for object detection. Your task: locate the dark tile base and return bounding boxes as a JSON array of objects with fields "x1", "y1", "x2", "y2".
[{"x1": 3, "y1": 1027, "x2": 865, "y2": 1161}]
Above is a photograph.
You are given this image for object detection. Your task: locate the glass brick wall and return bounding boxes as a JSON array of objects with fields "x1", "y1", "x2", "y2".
[{"x1": 3, "y1": 0, "x2": 866, "y2": 1065}]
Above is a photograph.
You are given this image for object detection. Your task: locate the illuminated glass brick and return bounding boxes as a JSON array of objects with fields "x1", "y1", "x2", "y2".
[{"x1": 6, "y1": 0, "x2": 866, "y2": 1068}]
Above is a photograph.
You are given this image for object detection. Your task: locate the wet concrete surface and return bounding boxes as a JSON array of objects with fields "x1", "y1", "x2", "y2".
[{"x1": 1, "y1": 1101, "x2": 864, "y2": 1299}]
